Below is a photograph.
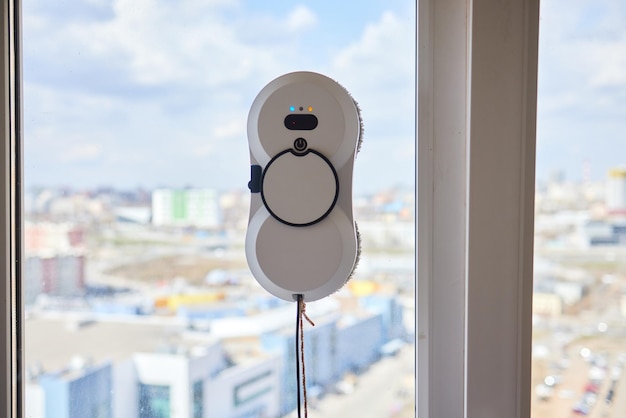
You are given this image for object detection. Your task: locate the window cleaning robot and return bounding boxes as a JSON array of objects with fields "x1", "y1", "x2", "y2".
[{"x1": 245, "y1": 71, "x2": 362, "y2": 302}]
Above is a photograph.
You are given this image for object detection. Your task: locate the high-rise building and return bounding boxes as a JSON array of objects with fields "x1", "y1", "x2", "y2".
[
  {"x1": 152, "y1": 189, "x2": 221, "y2": 228},
  {"x1": 24, "y1": 222, "x2": 85, "y2": 253},
  {"x1": 25, "y1": 319, "x2": 281, "y2": 418},
  {"x1": 606, "y1": 168, "x2": 626, "y2": 213},
  {"x1": 24, "y1": 222, "x2": 87, "y2": 305},
  {"x1": 27, "y1": 361, "x2": 113, "y2": 418},
  {"x1": 24, "y1": 253, "x2": 86, "y2": 305}
]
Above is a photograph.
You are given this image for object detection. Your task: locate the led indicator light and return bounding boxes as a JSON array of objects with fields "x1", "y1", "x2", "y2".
[
  {"x1": 308, "y1": 106, "x2": 313, "y2": 112},
  {"x1": 289, "y1": 106, "x2": 295, "y2": 112}
]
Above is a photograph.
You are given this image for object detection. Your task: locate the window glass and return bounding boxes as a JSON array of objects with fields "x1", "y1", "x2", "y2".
[
  {"x1": 193, "y1": 380, "x2": 203, "y2": 418},
  {"x1": 139, "y1": 384, "x2": 170, "y2": 418},
  {"x1": 22, "y1": 1, "x2": 415, "y2": 417},
  {"x1": 532, "y1": 0, "x2": 626, "y2": 416}
]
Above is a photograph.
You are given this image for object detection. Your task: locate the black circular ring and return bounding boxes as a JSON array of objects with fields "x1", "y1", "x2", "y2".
[{"x1": 260, "y1": 148, "x2": 339, "y2": 227}]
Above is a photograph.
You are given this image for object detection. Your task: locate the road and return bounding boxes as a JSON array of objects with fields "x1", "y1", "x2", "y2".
[
  {"x1": 532, "y1": 341, "x2": 626, "y2": 418},
  {"x1": 297, "y1": 345, "x2": 415, "y2": 418}
]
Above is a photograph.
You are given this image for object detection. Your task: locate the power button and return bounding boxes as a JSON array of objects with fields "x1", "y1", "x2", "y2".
[{"x1": 294, "y1": 137, "x2": 308, "y2": 152}]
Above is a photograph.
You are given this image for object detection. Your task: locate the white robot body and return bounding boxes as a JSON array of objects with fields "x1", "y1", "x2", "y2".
[{"x1": 246, "y1": 71, "x2": 361, "y2": 302}]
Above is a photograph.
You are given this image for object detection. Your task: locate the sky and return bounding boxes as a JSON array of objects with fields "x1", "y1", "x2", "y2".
[
  {"x1": 21, "y1": 0, "x2": 626, "y2": 194},
  {"x1": 536, "y1": 0, "x2": 626, "y2": 184},
  {"x1": 22, "y1": 0, "x2": 415, "y2": 194}
]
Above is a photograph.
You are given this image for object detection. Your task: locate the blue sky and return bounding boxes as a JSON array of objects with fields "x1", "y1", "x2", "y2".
[
  {"x1": 22, "y1": 0, "x2": 626, "y2": 193},
  {"x1": 22, "y1": 0, "x2": 415, "y2": 194}
]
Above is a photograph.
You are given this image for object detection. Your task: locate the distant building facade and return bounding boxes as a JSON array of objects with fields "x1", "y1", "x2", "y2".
[
  {"x1": 24, "y1": 254, "x2": 86, "y2": 305},
  {"x1": 261, "y1": 295, "x2": 404, "y2": 416},
  {"x1": 152, "y1": 189, "x2": 220, "y2": 228},
  {"x1": 606, "y1": 168, "x2": 626, "y2": 213},
  {"x1": 25, "y1": 295, "x2": 408, "y2": 417},
  {"x1": 24, "y1": 222, "x2": 87, "y2": 305},
  {"x1": 582, "y1": 220, "x2": 626, "y2": 247},
  {"x1": 27, "y1": 361, "x2": 113, "y2": 418},
  {"x1": 25, "y1": 222, "x2": 85, "y2": 253},
  {"x1": 28, "y1": 340, "x2": 281, "y2": 418}
]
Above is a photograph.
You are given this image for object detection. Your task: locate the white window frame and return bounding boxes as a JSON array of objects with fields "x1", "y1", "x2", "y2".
[
  {"x1": 1, "y1": 0, "x2": 539, "y2": 416},
  {"x1": 1, "y1": 0, "x2": 23, "y2": 417},
  {"x1": 418, "y1": 0, "x2": 538, "y2": 417}
]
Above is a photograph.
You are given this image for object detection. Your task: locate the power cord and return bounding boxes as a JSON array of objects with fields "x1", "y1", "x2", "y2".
[{"x1": 295, "y1": 294, "x2": 315, "y2": 418}]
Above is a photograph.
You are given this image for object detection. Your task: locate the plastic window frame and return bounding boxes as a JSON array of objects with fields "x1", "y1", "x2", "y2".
[
  {"x1": 417, "y1": 0, "x2": 538, "y2": 416},
  {"x1": 1, "y1": 0, "x2": 23, "y2": 417}
]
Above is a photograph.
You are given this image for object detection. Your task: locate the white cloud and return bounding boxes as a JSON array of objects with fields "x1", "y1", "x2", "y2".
[
  {"x1": 331, "y1": 11, "x2": 415, "y2": 142},
  {"x1": 334, "y1": 12, "x2": 413, "y2": 79},
  {"x1": 539, "y1": 0, "x2": 626, "y2": 110},
  {"x1": 88, "y1": 0, "x2": 268, "y2": 86},
  {"x1": 214, "y1": 119, "x2": 246, "y2": 139},
  {"x1": 285, "y1": 5, "x2": 318, "y2": 32},
  {"x1": 328, "y1": 11, "x2": 415, "y2": 191},
  {"x1": 61, "y1": 143, "x2": 103, "y2": 163},
  {"x1": 25, "y1": 0, "x2": 307, "y2": 92},
  {"x1": 587, "y1": 33, "x2": 626, "y2": 88}
]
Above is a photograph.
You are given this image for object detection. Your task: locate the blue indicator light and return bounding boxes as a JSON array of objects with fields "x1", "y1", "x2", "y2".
[{"x1": 289, "y1": 106, "x2": 295, "y2": 112}]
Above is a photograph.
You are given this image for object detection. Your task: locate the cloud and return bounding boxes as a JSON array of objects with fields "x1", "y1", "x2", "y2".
[
  {"x1": 334, "y1": 12, "x2": 414, "y2": 80},
  {"x1": 214, "y1": 119, "x2": 246, "y2": 139},
  {"x1": 330, "y1": 10, "x2": 415, "y2": 177},
  {"x1": 61, "y1": 143, "x2": 103, "y2": 163},
  {"x1": 24, "y1": 2, "x2": 269, "y2": 98},
  {"x1": 332, "y1": 11, "x2": 414, "y2": 126},
  {"x1": 539, "y1": 0, "x2": 626, "y2": 109},
  {"x1": 586, "y1": 32, "x2": 626, "y2": 89},
  {"x1": 285, "y1": 5, "x2": 318, "y2": 32}
]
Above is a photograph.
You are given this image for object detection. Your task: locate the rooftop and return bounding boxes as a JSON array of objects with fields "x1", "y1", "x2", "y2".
[{"x1": 25, "y1": 314, "x2": 216, "y2": 377}]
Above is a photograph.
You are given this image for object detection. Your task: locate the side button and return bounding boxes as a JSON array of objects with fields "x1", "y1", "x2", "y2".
[{"x1": 248, "y1": 165, "x2": 262, "y2": 193}]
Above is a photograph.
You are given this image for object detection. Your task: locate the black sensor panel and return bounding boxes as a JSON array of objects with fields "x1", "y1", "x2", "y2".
[{"x1": 284, "y1": 114, "x2": 318, "y2": 130}]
